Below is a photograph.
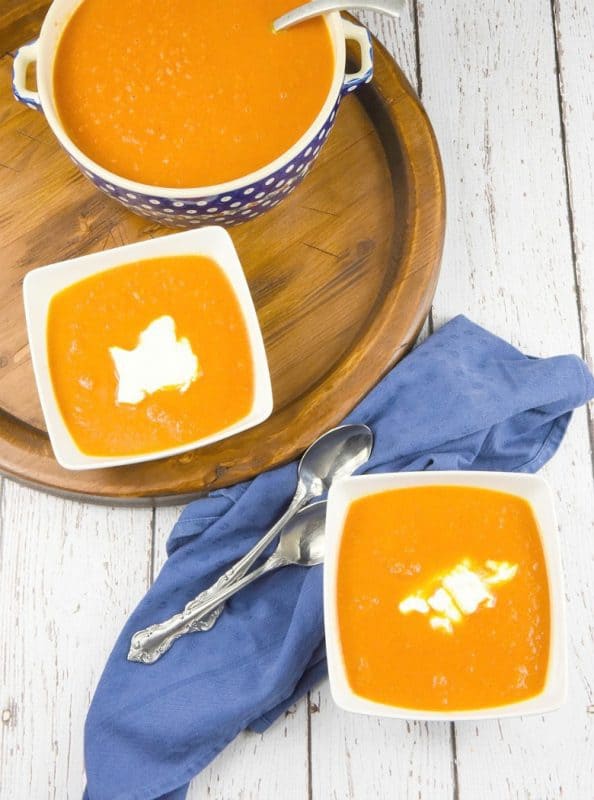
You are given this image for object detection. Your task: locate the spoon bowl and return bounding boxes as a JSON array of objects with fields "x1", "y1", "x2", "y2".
[
  {"x1": 298, "y1": 424, "x2": 374, "y2": 497},
  {"x1": 276, "y1": 500, "x2": 326, "y2": 566}
]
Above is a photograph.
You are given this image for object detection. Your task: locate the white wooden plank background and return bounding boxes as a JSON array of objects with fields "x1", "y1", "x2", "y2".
[
  {"x1": 1, "y1": 1, "x2": 593, "y2": 798},
  {"x1": 420, "y1": 1, "x2": 594, "y2": 797}
]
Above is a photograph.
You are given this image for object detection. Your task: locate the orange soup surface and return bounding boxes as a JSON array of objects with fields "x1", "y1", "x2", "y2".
[
  {"x1": 53, "y1": 0, "x2": 335, "y2": 187},
  {"x1": 337, "y1": 486, "x2": 551, "y2": 711},
  {"x1": 47, "y1": 255, "x2": 255, "y2": 457}
]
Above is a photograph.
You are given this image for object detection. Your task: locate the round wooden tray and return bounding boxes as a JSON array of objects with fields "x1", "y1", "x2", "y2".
[{"x1": 0, "y1": 21, "x2": 445, "y2": 504}]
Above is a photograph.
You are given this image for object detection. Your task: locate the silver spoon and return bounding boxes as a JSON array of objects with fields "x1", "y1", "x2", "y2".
[
  {"x1": 128, "y1": 501, "x2": 327, "y2": 664},
  {"x1": 273, "y1": 0, "x2": 405, "y2": 32},
  {"x1": 128, "y1": 424, "x2": 373, "y2": 664}
]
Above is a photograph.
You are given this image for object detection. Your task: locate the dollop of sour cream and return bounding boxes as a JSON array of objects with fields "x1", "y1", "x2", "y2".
[
  {"x1": 398, "y1": 559, "x2": 518, "y2": 634},
  {"x1": 109, "y1": 315, "x2": 200, "y2": 405}
]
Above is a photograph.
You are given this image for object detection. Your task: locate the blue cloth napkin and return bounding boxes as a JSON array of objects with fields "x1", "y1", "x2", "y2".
[{"x1": 84, "y1": 315, "x2": 594, "y2": 800}]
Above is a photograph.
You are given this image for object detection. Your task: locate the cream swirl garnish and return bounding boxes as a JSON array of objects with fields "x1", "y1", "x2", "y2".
[{"x1": 398, "y1": 559, "x2": 518, "y2": 634}]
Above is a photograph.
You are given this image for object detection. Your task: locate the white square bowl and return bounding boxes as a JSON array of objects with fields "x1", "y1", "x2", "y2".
[
  {"x1": 23, "y1": 227, "x2": 273, "y2": 470},
  {"x1": 324, "y1": 471, "x2": 567, "y2": 721}
]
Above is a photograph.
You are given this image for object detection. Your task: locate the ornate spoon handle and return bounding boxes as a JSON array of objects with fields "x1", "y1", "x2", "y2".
[
  {"x1": 128, "y1": 484, "x2": 310, "y2": 663},
  {"x1": 127, "y1": 553, "x2": 287, "y2": 664}
]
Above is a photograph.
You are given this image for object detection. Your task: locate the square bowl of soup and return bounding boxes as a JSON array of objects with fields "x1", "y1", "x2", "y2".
[
  {"x1": 324, "y1": 471, "x2": 567, "y2": 720},
  {"x1": 23, "y1": 227, "x2": 273, "y2": 470}
]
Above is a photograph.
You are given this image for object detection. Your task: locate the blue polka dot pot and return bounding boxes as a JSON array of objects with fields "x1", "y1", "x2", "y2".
[{"x1": 13, "y1": 4, "x2": 373, "y2": 228}]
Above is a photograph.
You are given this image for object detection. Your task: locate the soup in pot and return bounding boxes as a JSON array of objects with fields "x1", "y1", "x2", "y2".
[{"x1": 53, "y1": 0, "x2": 335, "y2": 187}]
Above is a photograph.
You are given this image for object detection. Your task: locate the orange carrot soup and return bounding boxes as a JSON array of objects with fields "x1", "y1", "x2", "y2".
[
  {"x1": 46, "y1": 255, "x2": 254, "y2": 456},
  {"x1": 53, "y1": 0, "x2": 335, "y2": 187},
  {"x1": 337, "y1": 486, "x2": 551, "y2": 711}
]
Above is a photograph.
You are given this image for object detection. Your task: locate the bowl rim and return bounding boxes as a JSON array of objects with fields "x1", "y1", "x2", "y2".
[
  {"x1": 22, "y1": 227, "x2": 273, "y2": 470},
  {"x1": 324, "y1": 470, "x2": 568, "y2": 721},
  {"x1": 35, "y1": 3, "x2": 351, "y2": 197}
]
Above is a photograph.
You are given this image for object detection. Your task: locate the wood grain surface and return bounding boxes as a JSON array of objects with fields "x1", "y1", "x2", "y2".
[
  {"x1": 0, "y1": 1, "x2": 48, "y2": 56},
  {"x1": 0, "y1": 18, "x2": 444, "y2": 502},
  {"x1": 1, "y1": 2, "x2": 594, "y2": 800}
]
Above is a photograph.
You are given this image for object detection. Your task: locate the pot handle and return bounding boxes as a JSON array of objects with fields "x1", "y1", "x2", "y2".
[
  {"x1": 341, "y1": 18, "x2": 374, "y2": 95},
  {"x1": 12, "y1": 40, "x2": 42, "y2": 111}
]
